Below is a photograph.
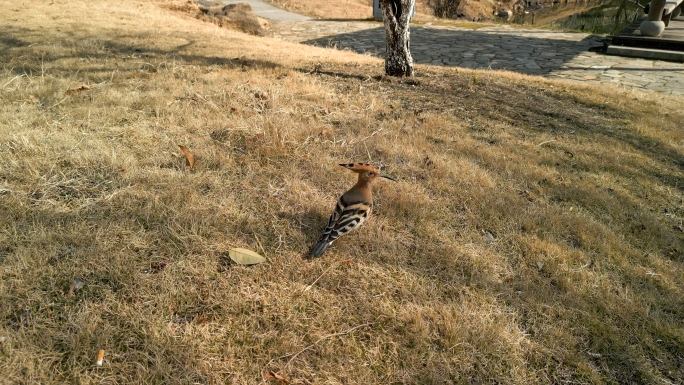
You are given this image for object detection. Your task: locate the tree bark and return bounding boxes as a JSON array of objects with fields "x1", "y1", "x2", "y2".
[{"x1": 380, "y1": 0, "x2": 415, "y2": 77}]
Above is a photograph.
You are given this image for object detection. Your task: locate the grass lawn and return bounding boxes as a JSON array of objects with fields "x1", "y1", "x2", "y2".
[{"x1": 1, "y1": 0, "x2": 683, "y2": 384}]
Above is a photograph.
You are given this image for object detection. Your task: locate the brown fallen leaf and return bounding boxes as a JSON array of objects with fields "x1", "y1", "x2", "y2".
[
  {"x1": 178, "y1": 145, "x2": 195, "y2": 169},
  {"x1": 192, "y1": 313, "x2": 209, "y2": 325},
  {"x1": 564, "y1": 150, "x2": 574, "y2": 158},
  {"x1": 141, "y1": 261, "x2": 168, "y2": 274},
  {"x1": 65, "y1": 84, "x2": 90, "y2": 95},
  {"x1": 520, "y1": 190, "x2": 537, "y2": 202},
  {"x1": 264, "y1": 371, "x2": 289, "y2": 384},
  {"x1": 423, "y1": 155, "x2": 434, "y2": 167}
]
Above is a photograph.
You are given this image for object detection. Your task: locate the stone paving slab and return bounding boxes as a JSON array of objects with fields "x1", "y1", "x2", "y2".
[{"x1": 269, "y1": 20, "x2": 684, "y2": 95}]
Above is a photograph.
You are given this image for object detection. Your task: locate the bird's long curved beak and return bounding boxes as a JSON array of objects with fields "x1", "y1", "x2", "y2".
[{"x1": 380, "y1": 174, "x2": 397, "y2": 182}]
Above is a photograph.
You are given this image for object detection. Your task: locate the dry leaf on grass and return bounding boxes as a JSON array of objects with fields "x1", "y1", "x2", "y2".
[
  {"x1": 193, "y1": 313, "x2": 209, "y2": 325},
  {"x1": 520, "y1": 190, "x2": 536, "y2": 202},
  {"x1": 65, "y1": 84, "x2": 90, "y2": 95},
  {"x1": 178, "y1": 145, "x2": 195, "y2": 169},
  {"x1": 264, "y1": 371, "x2": 289, "y2": 384},
  {"x1": 228, "y1": 248, "x2": 266, "y2": 265},
  {"x1": 141, "y1": 261, "x2": 168, "y2": 274}
]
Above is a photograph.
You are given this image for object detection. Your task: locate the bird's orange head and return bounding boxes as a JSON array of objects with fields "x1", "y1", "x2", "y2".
[{"x1": 339, "y1": 163, "x2": 396, "y2": 184}]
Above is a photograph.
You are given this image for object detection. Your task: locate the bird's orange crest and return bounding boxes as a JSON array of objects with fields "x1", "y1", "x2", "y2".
[{"x1": 339, "y1": 163, "x2": 378, "y2": 173}]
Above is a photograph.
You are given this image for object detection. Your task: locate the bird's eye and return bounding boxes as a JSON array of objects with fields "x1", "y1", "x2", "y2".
[{"x1": 369, "y1": 172, "x2": 374, "y2": 176}]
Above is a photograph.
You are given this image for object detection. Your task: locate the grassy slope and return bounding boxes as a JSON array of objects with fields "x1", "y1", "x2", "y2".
[
  {"x1": 260, "y1": 0, "x2": 442, "y2": 21},
  {"x1": 1, "y1": 0, "x2": 683, "y2": 384},
  {"x1": 260, "y1": 0, "x2": 504, "y2": 22}
]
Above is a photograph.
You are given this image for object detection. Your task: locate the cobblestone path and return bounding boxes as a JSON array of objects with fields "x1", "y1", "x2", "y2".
[{"x1": 270, "y1": 20, "x2": 684, "y2": 95}]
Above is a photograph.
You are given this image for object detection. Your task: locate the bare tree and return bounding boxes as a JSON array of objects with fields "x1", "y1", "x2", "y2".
[{"x1": 380, "y1": 0, "x2": 416, "y2": 77}]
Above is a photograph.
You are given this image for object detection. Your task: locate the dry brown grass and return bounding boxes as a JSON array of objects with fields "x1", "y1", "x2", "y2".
[
  {"x1": 261, "y1": 0, "x2": 374, "y2": 19},
  {"x1": 1, "y1": 0, "x2": 684, "y2": 384},
  {"x1": 261, "y1": 0, "x2": 441, "y2": 22}
]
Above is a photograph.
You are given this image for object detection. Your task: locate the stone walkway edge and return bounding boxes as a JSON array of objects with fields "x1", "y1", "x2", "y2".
[{"x1": 271, "y1": 20, "x2": 684, "y2": 95}]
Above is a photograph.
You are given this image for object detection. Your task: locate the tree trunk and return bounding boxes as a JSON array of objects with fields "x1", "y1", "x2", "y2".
[{"x1": 380, "y1": 0, "x2": 415, "y2": 77}]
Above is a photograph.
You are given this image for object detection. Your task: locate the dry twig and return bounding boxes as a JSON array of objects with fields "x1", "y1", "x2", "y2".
[{"x1": 283, "y1": 321, "x2": 375, "y2": 368}]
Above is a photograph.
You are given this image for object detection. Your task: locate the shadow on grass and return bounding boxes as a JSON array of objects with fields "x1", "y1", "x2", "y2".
[{"x1": 0, "y1": 26, "x2": 282, "y2": 78}]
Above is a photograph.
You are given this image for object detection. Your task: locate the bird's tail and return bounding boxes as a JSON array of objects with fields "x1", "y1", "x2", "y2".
[{"x1": 310, "y1": 240, "x2": 331, "y2": 258}]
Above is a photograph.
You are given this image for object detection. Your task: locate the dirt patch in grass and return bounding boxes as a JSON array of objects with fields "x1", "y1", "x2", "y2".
[{"x1": 1, "y1": 0, "x2": 683, "y2": 384}]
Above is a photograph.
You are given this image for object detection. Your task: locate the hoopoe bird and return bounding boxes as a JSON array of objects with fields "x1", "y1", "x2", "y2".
[{"x1": 311, "y1": 163, "x2": 396, "y2": 258}]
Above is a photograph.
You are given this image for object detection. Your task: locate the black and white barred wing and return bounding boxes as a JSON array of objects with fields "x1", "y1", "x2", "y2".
[{"x1": 310, "y1": 197, "x2": 371, "y2": 258}]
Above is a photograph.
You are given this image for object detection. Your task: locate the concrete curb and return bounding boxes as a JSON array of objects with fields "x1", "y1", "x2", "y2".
[{"x1": 607, "y1": 44, "x2": 684, "y2": 62}]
